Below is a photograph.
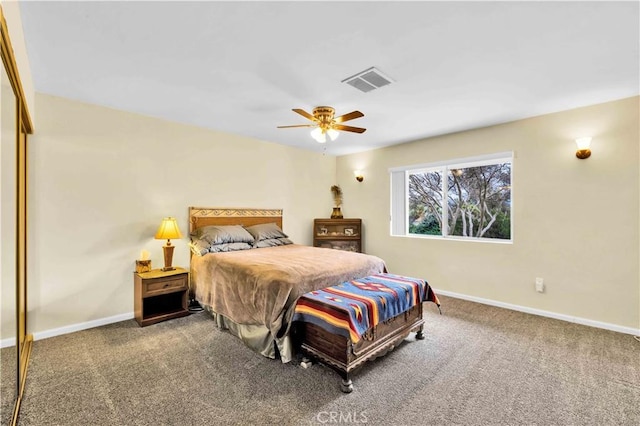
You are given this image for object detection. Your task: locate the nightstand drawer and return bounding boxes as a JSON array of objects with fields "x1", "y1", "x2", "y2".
[{"x1": 143, "y1": 276, "x2": 187, "y2": 297}]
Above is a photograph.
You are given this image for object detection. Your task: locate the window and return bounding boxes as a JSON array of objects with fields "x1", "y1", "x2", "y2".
[{"x1": 390, "y1": 152, "x2": 512, "y2": 242}]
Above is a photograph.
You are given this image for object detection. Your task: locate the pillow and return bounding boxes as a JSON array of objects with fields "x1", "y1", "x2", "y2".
[
  {"x1": 244, "y1": 223, "x2": 288, "y2": 242},
  {"x1": 208, "y1": 242, "x2": 253, "y2": 253},
  {"x1": 190, "y1": 225, "x2": 255, "y2": 245},
  {"x1": 253, "y1": 237, "x2": 293, "y2": 248},
  {"x1": 189, "y1": 239, "x2": 212, "y2": 256}
]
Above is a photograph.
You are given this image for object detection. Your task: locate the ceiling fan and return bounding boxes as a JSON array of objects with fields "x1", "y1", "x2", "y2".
[{"x1": 277, "y1": 106, "x2": 366, "y2": 143}]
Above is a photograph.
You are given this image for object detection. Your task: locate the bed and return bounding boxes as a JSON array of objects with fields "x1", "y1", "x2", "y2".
[{"x1": 188, "y1": 207, "x2": 387, "y2": 363}]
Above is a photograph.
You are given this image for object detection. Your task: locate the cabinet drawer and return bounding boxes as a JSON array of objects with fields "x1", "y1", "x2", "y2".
[{"x1": 143, "y1": 276, "x2": 187, "y2": 297}]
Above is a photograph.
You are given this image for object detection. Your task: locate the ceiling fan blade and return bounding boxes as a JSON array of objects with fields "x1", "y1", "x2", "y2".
[
  {"x1": 334, "y1": 110, "x2": 364, "y2": 123},
  {"x1": 333, "y1": 124, "x2": 367, "y2": 134},
  {"x1": 292, "y1": 108, "x2": 316, "y2": 121},
  {"x1": 277, "y1": 124, "x2": 315, "y2": 128}
]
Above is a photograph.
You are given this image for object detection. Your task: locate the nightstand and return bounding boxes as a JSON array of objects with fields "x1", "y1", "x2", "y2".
[{"x1": 134, "y1": 267, "x2": 189, "y2": 327}]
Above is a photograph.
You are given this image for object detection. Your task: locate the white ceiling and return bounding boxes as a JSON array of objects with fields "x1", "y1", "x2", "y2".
[{"x1": 18, "y1": 1, "x2": 639, "y2": 156}]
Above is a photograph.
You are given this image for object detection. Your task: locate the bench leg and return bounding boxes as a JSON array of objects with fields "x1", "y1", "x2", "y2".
[
  {"x1": 415, "y1": 325, "x2": 425, "y2": 340},
  {"x1": 340, "y1": 378, "x2": 353, "y2": 393},
  {"x1": 300, "y1": 356, "x2": 313, "y2": 369}
]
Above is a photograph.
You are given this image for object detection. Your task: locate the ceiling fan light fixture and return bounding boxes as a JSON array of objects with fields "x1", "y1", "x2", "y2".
[
  {"x1": 310, "y1": 127, "x2": 326, "y2": 143},
  {"x1": 279, "y1": 106, "x2": 365, "y2": 143}
]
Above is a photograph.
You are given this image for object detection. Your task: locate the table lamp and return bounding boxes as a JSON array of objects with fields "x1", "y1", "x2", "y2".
[{"x1": 154, "y1": 217, "x2": 182, "y2": 271}]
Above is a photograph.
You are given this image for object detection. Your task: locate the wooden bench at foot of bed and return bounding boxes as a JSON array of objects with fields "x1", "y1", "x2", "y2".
[
  {"x1": 292, "y1": 273, "x2": 438, "y2": 393},
  {"x1": 295, "y1": 303, "x2": 424, "y2": 393}
]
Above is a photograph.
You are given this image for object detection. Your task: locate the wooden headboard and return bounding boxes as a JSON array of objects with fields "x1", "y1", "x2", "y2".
[{"x1": 189, "y1": 207, "x2": 283, "y2": 234}]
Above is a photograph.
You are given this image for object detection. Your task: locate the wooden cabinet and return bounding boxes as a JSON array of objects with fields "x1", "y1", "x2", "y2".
[
  {"x1": 313, "y1": 218, "x2": 362, "y2": 253},
  {"x1": 134, "y1": 267, "x2": 189, "y2": 327}
]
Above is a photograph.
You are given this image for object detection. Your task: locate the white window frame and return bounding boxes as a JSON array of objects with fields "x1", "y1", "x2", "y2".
[{"x1": 390, "y1": 152, "x2": 513, "y2": 243}]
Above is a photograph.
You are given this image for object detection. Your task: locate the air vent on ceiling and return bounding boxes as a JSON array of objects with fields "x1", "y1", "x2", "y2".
[{"x1": 342, "y1": 67, "x2": 394, "y2": 93}]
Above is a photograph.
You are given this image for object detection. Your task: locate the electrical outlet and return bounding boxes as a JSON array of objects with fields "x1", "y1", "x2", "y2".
[{"x1": 535, "y1": 277, "x2": 544, "y2": 293}]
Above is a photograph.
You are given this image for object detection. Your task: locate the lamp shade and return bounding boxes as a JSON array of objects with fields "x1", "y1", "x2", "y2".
[
  {"x1": 154, "y1": 217, "x2": 182, "y2": 240},
  {"x1": 575, "y1": 137, "x2": 592, "y2": 150}
]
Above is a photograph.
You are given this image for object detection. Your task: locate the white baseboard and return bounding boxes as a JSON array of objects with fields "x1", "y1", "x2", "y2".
[
  {"x1": 1, "y1": 337, "x2": 16, "y2": 349},
  {"x1": 435, "y1": 289, "x2": 640, "y2": 336},
  {"x1": 1, "y1": 312, "x2": 134, "y2": 348},
  {"x1": 32, "y1": 312, "x2": 134, "y2": 342}
]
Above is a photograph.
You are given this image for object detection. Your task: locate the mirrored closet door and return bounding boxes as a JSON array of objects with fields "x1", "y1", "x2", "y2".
[
  {"x1": 1, "y1": 32, "x2": 18, "y2": 423},
  {"x1": 1, "y1": 6, "x2": 33, "y2": 426}
]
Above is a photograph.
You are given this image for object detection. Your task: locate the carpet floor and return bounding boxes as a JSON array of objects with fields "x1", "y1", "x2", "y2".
[{"x1": 5, "y1": 295, "x2": 640, "y2": 425}]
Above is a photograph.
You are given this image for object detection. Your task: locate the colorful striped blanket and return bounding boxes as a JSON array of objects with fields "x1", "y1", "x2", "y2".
[{"x1": 293, "y1": 273, "x2": 440, "y2": 343}]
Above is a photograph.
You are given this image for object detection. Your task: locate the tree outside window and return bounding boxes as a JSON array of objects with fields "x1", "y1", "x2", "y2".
[{"x1": 402, "y1": 157, "x2": 511, "y2": 241}]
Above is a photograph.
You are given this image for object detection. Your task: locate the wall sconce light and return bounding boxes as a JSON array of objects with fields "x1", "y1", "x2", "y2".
[
  {"x1": 354, "y1": 170, "x2": 364, "y2": 182},
  {"x1": 575, "y1": 137, "x2": 592, "y2": 159}
]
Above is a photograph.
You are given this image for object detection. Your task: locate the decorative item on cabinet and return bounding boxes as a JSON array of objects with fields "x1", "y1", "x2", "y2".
[
  {"x1": 135, "y1": 250, "x2": 152, "y2": 273},
  {"x1": 135, "y1": 260, "x2": 152, "y2": 273},
  {"x1": 330, "y1": 185, "x2": 344, "y2": 219},
  {"x1": 313, "y1": 218, "x2": 362, "y2": 253}
]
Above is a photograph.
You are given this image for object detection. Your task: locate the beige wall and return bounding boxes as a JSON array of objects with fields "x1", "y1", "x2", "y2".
[
  {"x1": 337, "y1": 97, "x2": 640, "y2": 331},
  {"x1": 28, "y1": 93, "x2": 336, "y2": 334}
]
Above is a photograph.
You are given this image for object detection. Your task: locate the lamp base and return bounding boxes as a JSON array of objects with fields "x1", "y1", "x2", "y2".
[{"x1": 162, "y1": 244, "x2": 176, "y2": 271}]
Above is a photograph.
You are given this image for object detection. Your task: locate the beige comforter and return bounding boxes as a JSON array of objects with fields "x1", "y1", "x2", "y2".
[{"x1": 191, "y1": 244, "x2": 386, "y2": 340}]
